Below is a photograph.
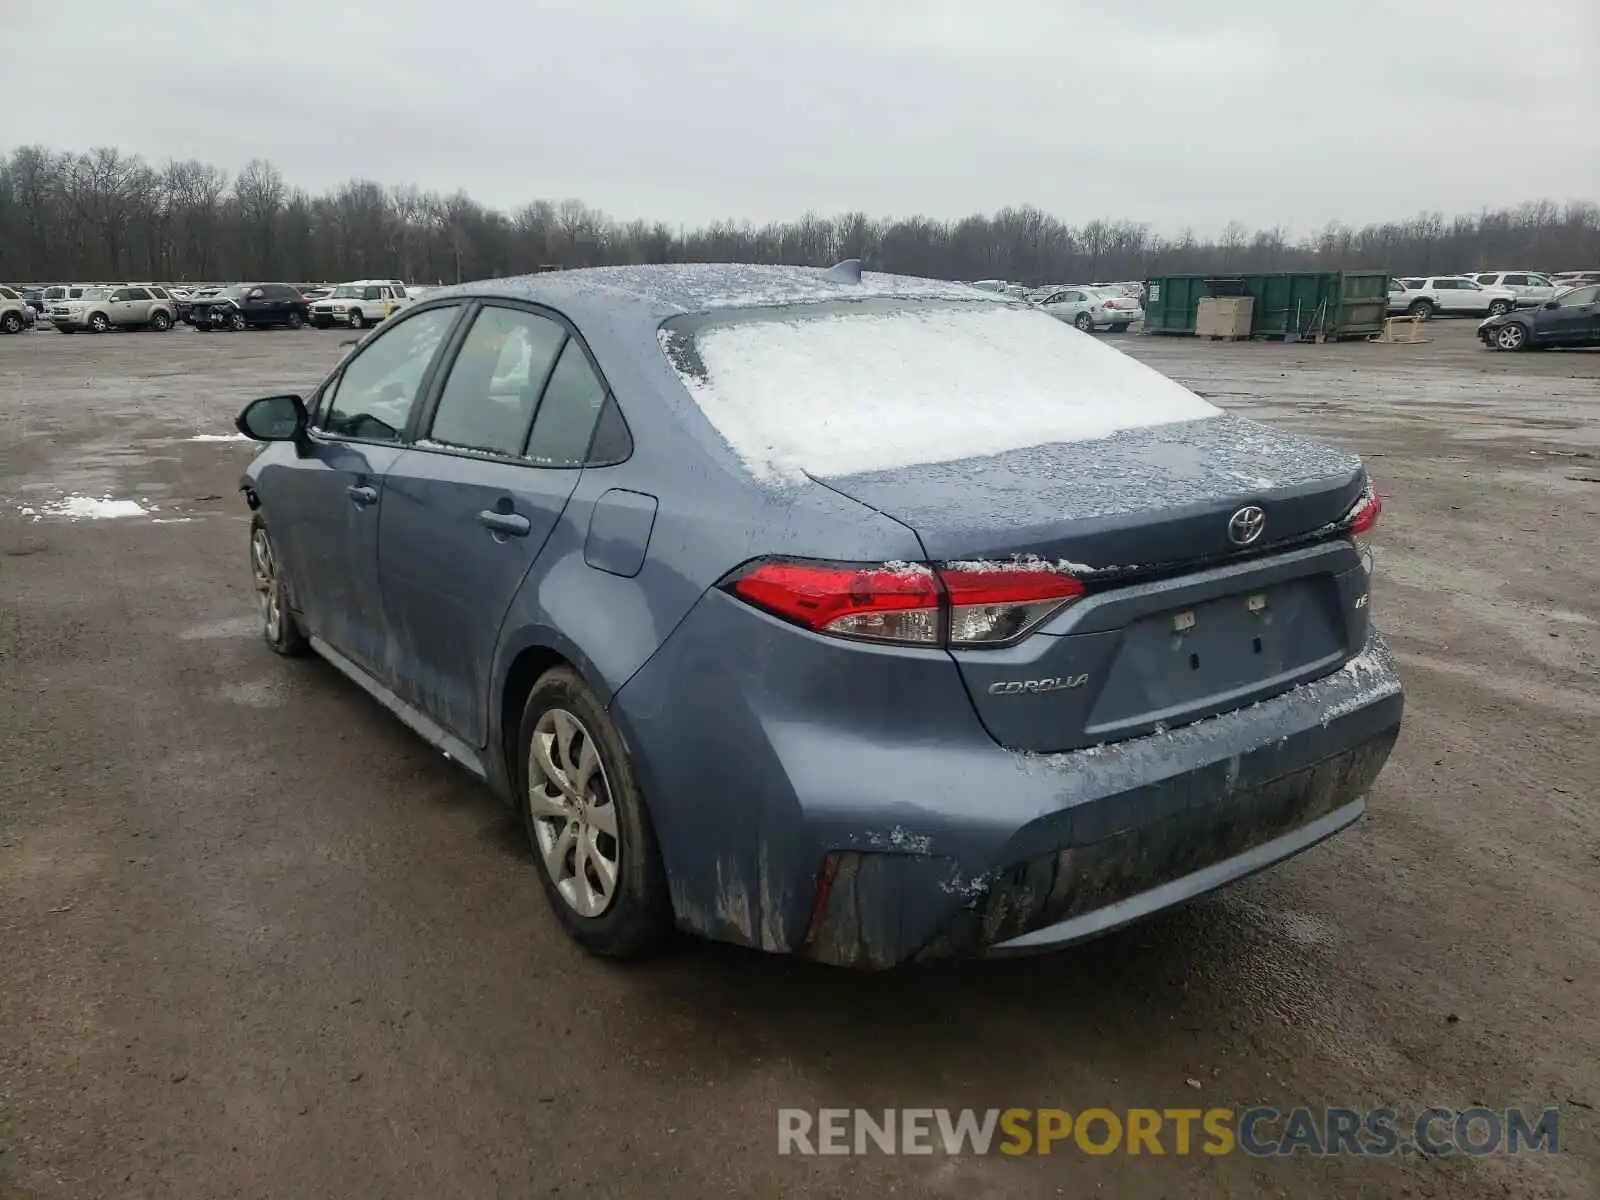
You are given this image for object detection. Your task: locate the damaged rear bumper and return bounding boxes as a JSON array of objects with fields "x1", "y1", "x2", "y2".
[{"x1": 612, "y1": 587, "x2": 1404, "y2": 969}]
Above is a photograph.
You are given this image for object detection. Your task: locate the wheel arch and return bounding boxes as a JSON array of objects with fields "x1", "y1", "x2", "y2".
[{"x1": 490, "y1": 626, "x2": 611, "y2": 804}]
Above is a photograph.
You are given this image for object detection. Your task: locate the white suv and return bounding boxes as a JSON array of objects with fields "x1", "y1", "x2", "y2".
[
  {"x1": 0, "y1": 286, "x2": 37, "y2": 333},
  {"x1": 1387, "y1": 276, "x2": 1517, "y2": 320},
  {"x1": 308, "y1": 280, "x2": 413, "y2": 330},
  {"x1": 1469, "y1": 271, "x2": 1558, "y2": 307}
]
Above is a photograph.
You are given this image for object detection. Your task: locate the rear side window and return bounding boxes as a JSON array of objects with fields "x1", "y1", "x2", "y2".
[
  {"x1": 125, "y1": 287, "x2": 152, "y2": 301},
  {"x1": 321, "y1": 305, "x2": 460, "y2": 442},
  {"x1": 149, "y1": 286, "x2": 168, "y2": 299},
  {"x1": 428, "y1": 306, "x2": 566, "y2": 456},
  {"x1": 1503, "y1": 274, "x2": 1529, "y2": 286},
  {"x1": 526, "y1": 339, "x2": 609, "y2": 466}
]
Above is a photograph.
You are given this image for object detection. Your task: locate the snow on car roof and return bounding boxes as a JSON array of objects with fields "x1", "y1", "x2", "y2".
[
  {"x1": 664, "y1": 305, "x2": 1220, "y2": 483},
  {"x1": 431, "y1": 263, "x2": 1010, "y2": 317}
]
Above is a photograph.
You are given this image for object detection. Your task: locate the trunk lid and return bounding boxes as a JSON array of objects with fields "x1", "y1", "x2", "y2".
[
  {"x1": 815, "y1": 415, "x2": 1365, "y2": 568},
  {"x1": 817, "y1": 415, "x2": 1372, "y2": 753}
]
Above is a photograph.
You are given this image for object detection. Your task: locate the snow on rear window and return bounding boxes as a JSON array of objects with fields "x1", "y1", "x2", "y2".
[{"x1": 664, "y1": 306, "x2": 1220, "y2": 483}]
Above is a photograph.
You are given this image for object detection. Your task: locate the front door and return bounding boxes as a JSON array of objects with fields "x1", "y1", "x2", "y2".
[
  {"x1": 272, "y1": 304, "x2": 465, "y2": 676},
  {"x1": 109, "y1": 287, "x2": 152, "y2": 327},
  {"x1": 1543, "y1": 285, "x2": 1600, "y2": 345},
  {"x1": 377, "y1": 303, "x2": 611, "y2": 745}
]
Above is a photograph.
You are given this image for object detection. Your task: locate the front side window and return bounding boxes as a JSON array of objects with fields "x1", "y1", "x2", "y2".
[
  {"x1": 1400, "y1": 279, "x2": 1423, "y2": 289},
  {"x1": 526, "y1": 338, "x2": 609, "y2": 467},
  {"x1": 428, "y1": 306, "x2": 567, "y2": 456},
  {"x1": 1557, "y1": 286, "x2": 1599, "y2": 307},
  {"x1": 0, "y1": 287, "x2": 17, "y2": 300},
  {"x1": 1529, "y1": 275, "x2": 1552, "y2": 287},
  {"x1": 320, "y1": 305, "x2": 461, "y2": 443}
]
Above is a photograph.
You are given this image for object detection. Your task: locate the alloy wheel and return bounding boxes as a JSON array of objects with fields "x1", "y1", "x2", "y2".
[
  {"x1": 1496, "y1": 324, "x2": 1526, "y2": 351},
  {"x1": 527, "y1": 708, "x2": 621, "y2": 918},
  {"x1": 250, "y1": 526, "x2": 283, "y2": 641}
]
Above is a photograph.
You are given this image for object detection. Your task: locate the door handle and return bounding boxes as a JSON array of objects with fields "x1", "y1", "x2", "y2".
[
  {"x1": 477, "y1": 509, "x2": 531, "y2": 537},
  {"x1": 347, "y1": 484, "x2": 378, "y2": 507}
]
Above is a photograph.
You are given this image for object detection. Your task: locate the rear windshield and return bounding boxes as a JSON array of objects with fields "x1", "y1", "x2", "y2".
[{"x1": 661, "y1": 301, "x2": 1219, "y2": 483}]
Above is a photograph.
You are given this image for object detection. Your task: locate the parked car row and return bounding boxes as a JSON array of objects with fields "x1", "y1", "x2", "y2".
[{"x1": 0, "y1": 278, "x2": 429, "y2": 335}]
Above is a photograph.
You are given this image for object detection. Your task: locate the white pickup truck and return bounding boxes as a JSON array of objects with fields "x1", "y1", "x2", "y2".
[{"x1": 308, "y1": 280, "x2": 414, "y2": 330}]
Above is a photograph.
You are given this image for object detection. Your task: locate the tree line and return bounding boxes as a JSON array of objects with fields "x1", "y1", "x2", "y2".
[{"x1": 2, "y1": 145, "x2": 1597, "y2": 287}]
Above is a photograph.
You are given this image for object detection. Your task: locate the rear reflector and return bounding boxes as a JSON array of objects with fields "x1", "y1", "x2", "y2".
[
  {"x1": 1346, "y1": 487, "x2": 1382, "y2": 534},
  {"x1": 726, "y1": 559, "x2": 1084, "y2": 647}
]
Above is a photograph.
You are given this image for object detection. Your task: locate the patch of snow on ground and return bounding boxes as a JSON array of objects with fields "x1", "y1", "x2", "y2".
[
  {"x1": 670, "y1": 306, "x2": 1220, "y2": 483},
  {"x1": 27, "y1": 495, "x2": 148, "y2": 520},
  {"x1": 185, "y1": 433, "x2": 250, "y2": 443}
]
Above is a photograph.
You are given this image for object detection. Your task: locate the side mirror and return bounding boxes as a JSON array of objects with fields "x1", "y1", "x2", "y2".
[
  {"x1": 1544, "y1": 300, "x2": 1560, "y2": 310},
  {"x1": 236, "y1": 394, "x2": 308, "y2": 442}
]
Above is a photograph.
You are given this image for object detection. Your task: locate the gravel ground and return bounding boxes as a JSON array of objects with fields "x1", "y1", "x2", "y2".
[{"x1": 0, "y1": 319, "x2": 1595, "y2": 1198}]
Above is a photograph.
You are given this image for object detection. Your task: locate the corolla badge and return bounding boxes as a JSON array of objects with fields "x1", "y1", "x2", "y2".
[
  {"x1": 987, "y1": 675, "x2": 1089, "y2": 696},
  {"x1": 1227, "y1": 505, "x2": 1266, "y2": 546}
]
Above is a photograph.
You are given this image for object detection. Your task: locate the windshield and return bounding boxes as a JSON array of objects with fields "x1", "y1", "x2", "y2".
[
  {"x1": 329, "y1": 284, "x2": 376, "y2": 299},
  {"x1": 661, "y1": 301, "x2": 1219, "y2": 484}
]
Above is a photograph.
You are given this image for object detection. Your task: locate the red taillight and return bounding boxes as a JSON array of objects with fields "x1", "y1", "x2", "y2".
[
  {"x1": 939, "y1": 566, "x2": 1084, "y2": 645},
  {"x1": 1347, "y1": 487, "x2": 1382, "y2": 534},
  {"x1": 731, "y1": 561, "x2": 941, "y2": 643},
  {"x1": 726, "y1": 560, "x2": 1084, "y2": 647},
  {"x1": 1102, "y1": 299, "x2": 1117, "y2": 309}
]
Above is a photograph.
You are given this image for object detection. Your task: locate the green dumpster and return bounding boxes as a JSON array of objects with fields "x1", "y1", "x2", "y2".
[{"x1": 1142, "y1": 272, "x2": 1389, "y2": 341}]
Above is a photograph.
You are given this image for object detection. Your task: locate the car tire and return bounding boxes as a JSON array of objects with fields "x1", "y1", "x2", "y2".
[
  {"x1": 1487, "y1": 299, "x2": 1513, "y2": 317},
  {"x1": 149, "y1": 310, "x2": 172, "y2": 332},
  {"x1": 249, "y1": 517, "x2": 309, "y2": 656},
  {"x1": 0, "y1": 312, "x2": 22, "y2": 334},
  {"x1": 1110, "y1": 323, "x2": 1130, "y2": 334},
  {"x1": 1494, "y1": 323, "x2": 1529, "y2": 352},
  {"x1": 285, "y1": 310, "x2": 304, "y2": 330},
  {"x1": 1073, "y1": 312, "x2": 1095, "y2": 332},
  {"x1": 515, "y1": 667, "x2": 672, "y2": 959},
  {"x1": 347, "y1": 310, "x2": 365, "y2": 330},
  {"x1": 88, "y1": 312, "x2": 110, "y2": 333},
  {"x1": 229, "y1": 311, "x2": 248, "y2": 331},
  {"x1": 1407, "y1": 300, "x2": 1434, "y2": 320}
]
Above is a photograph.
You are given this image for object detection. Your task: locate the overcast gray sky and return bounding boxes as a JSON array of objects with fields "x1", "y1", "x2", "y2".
[{"x1": 2, "y1": 0, "x2": 1595, "y2": 235}]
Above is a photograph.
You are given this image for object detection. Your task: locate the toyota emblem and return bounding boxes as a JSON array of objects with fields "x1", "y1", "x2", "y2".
[{"x1": 1227, "y1": 505, "x2": 1266, "y2": 546}]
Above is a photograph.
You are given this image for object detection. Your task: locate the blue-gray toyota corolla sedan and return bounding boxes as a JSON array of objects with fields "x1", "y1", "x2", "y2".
[{"x1": 236, "y1": 262, "x2": 1403, "y2": 968}]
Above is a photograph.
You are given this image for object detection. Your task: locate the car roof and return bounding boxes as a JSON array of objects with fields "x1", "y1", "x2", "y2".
[{"x1": 422, "y1": 264, "x2": 1004, "y2": 328}]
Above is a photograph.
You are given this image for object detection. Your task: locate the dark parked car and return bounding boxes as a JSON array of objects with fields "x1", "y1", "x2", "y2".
[
  {"x1": 235, "y1": 263, "x2": 1402, "y2": 968},
  {"x1": 190, "y1": 283, "x2": 309, "y2": 331},
  {"x1": 1478, "y1": 283, "x2": 1600, "y2": 351}
]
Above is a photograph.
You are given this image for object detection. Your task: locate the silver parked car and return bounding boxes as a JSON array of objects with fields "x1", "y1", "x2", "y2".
[
  {"x1": 49, "y1": 285, "x2": 177, "y2": 333},
  {"x1": 1036, "y1": 285, "x2": 1143, "y2": 332}
]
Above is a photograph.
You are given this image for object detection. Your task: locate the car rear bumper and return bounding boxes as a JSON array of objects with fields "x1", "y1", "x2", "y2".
[{"x1": 611, "y1": 590, "x2": 1404, "y2": 968}]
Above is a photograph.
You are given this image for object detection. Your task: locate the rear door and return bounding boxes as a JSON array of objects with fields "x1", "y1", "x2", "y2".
[
  {"x1": 377, "y1": 302, "x2": 609, "y2": 744},
  {"x1": 268, "y1": 304, "x2": 465, "y2": 676}
]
